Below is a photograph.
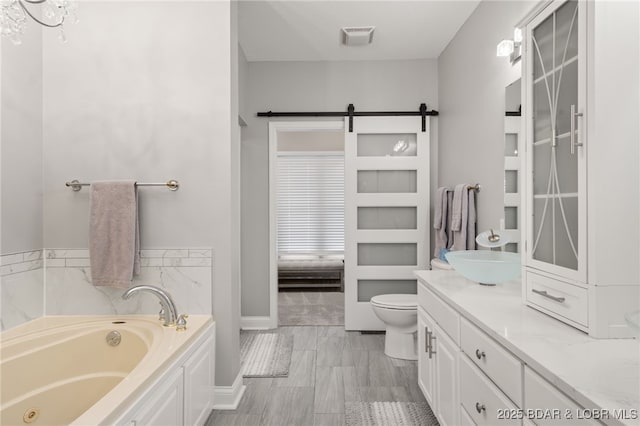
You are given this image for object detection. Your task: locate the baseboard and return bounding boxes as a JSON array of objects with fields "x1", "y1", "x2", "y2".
[
  {"x1": 240, "y1": 315, "x2": 273, "y2": 330},
  {"x1": 213, "y1": 371, "x2": 246, "y2": 410}
]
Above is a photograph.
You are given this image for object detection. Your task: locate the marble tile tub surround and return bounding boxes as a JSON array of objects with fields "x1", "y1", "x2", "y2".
[
  {"x1": 415, "y1": 270, "x2": 640, "y2": 425},
  {"x1": 0, "y1": 250, "x2": 45, "y2": 331},
  {"x1": 45, "y1": 248, "x2": 212, "y2": 317}
]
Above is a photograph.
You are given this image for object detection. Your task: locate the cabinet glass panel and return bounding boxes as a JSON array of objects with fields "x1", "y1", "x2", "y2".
[
  {"x1": 532, "y1": 196, "x2": 578, "y2": 268},
  {"x1": 505, "y1": 134, "x2": 518, "y2": 157},
  {"x1": 357, "y1": 170, "x2": 417, "y2": 193},
  {"x1": 504, "y1": 207, "x2": 518, "y2": 230},
  {"x1": 357, "y1": 279, "x2": 417, "y2": 302},
  {"x1": 505, "y1": 170, "x2": 518, "y2": 193},
  {"x1": 357, "y1": 243, "x2": 417, "y2": 266},
  {"x1": 530, "y1": 0, "x2": 579, "y2": 270},
  {"x1": 358, "y1": 207, "x2": 417, "y2": 230},
  {"x1": 357, "y1": 133, "x2": 417, "y2": 157},
  {"x1": 554, "y1": 0, "x2": 579, "y2": 67}
]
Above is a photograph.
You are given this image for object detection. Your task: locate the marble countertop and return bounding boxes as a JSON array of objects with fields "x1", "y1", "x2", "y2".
[{"x1": 415, "y1": 270, "x2": 640, "y2": 426}]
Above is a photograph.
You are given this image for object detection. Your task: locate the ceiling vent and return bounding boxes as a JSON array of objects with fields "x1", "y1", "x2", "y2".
[{"x1": 340, "y1": 26, "x2": 375, "y2": 46}]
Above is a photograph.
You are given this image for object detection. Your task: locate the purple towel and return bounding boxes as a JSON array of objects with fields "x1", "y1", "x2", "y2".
[{"x1": 89, "y1": 181, "x2": 140, "y2": 288}]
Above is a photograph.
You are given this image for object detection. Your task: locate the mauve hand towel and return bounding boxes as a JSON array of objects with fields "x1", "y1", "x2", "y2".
[{"x1": 89, "y1": 181, "x2": 140, "y2": 288}]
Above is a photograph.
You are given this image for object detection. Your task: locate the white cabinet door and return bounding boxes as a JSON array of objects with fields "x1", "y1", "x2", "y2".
[
  {"x1": 434, "y1": 323, "x2": 459, "y2": 426},
  {"x1": 131, "y1": 368, "x2": 184, "y2": 426},
  {"x1": 344, "y1": 116, "x2": 430, "y2": 330},
  {"x1": 525, "y1": 0, "x2": 587, "y2": 284},
  {"x1": 183, "y1": 333, "x2": 215, "y2": 426},
  {"x1": 418, "y1": 307, "x2": 436, "y2": 408}
]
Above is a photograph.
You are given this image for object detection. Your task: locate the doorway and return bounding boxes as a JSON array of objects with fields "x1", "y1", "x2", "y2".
[{"x1": 269, "y1": 121, "x2": 346, "y2": 328}]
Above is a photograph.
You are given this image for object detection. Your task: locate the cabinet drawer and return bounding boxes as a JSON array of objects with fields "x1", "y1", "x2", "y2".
[
  {"x1": 418, "y1": 282, "x2": 460, "y2": 344},
  {"x1": 524, "y1": 367, "x2": 601, "y2": 425},
  {"x1": 460, "y1": 318, "x2": 522, "y2": 406},
  {"x1": 526, "y1": 271, "x2": 588, "y2": 327},
  {"x1": 459, "y1": 356, "x2": 520, "y2": 426}
]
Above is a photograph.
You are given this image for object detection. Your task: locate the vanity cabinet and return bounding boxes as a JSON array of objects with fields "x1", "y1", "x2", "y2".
[
  {"x1": 417, "y1": 277, "x2": 605, "y2": 426},
  {"x1": 522, "y1": 0, "x2": 639, "y2": 337}
]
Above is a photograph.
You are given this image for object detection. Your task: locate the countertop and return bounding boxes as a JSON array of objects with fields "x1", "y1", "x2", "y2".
[{"x1": 415, "y1": 270, "x2": 640, "y2": 426}]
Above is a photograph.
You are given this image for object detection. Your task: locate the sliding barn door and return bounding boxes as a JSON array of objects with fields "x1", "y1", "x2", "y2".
[{"x1": 344, "y1": 116, "x2": 430, "y2": 330}]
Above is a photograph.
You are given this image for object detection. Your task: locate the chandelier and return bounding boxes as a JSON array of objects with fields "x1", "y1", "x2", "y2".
[{"x1": 0, "y1": 0, "x2": 77, "y2": 45}]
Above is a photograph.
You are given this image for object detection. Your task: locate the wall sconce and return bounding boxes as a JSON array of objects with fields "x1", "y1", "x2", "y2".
[{"x1": 497, "y1": 28, "x2": 522, "y2": 64}]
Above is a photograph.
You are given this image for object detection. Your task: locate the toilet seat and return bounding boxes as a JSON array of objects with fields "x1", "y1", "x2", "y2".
[{"x1": 370, "y1": 294, "x2": 417, "y2": 310}]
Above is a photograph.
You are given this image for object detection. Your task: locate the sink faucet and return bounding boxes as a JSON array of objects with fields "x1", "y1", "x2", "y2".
[{"x1": 122, "y1": 285, "x2": 179, "y2": 327}]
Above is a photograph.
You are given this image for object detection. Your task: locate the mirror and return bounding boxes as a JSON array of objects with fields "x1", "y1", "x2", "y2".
[{"x1": 502, "y1": 78, "x2": 521, "y2": 253}]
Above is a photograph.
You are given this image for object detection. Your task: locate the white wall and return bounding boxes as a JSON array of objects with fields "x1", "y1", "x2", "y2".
[
  {"x1": 241, "y1": 59, "x2": 438, "y2": 317},
  {"x1": 438, "y1": 0, "x2": 536, "y2": 237},
  {"x1": 42, "y1": 2, "x2": 223, "y2": 249},
  {"x1": 1, "y1": 30, "x2": 43, "y2": 254},
  {"x1": 1, "y1": 27, "x2": 45, "y2": 330}
]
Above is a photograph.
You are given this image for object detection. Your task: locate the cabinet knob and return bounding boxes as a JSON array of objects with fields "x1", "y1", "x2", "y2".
[
  {"x1": 475, "y1": 402, "x2": 486, "y2": 414},
  {"x1": 475, "y1": 349, "x2": 486, "y2": 360}
]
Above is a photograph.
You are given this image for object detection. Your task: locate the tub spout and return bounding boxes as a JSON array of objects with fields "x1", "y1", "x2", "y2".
[{"x1": 122, "y1": 285, "x2": 178, "y2": 327}]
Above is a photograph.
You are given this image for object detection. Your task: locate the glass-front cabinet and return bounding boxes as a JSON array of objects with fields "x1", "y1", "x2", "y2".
[
  {"x1": 525, "y1": 0, "x2": 586, "y2": 284},
  {"x1": 523, "y1": 0, "x2": 638, "y2": 338}
]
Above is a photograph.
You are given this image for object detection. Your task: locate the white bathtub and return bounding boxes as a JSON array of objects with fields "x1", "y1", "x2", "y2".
[{"x1": 0, "y1": 315, "x2": 214, "y2": 426}]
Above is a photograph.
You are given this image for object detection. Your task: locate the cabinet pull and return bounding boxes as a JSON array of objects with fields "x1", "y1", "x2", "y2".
[
  {"x1": 475, "y1": 402, "x2": 486, "y2": 414},
  {"x1": 426, "y1": 330, "x2": 435, "y2": 358},
  {"x1": 570, "y1": 104, "x2": 584, "y2": 154},
  {"x1": 424, "y1": 327, "x2": 430, "y2": 353},
  {"x1": 532, "y1": 288, "x2": 566, "y2": 303},
  {"x1": 475, "y1": 349, "x2": 486, "y2": 360}
]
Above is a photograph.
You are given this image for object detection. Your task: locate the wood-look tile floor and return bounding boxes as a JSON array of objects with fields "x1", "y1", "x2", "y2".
[{"x1": 206, "y1": 326, "x2": 428, "y2": 426}]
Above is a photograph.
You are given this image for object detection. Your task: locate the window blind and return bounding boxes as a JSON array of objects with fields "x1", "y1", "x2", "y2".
[{"x1": 277, "y1": 154, "x2": 344, "y2": 253}]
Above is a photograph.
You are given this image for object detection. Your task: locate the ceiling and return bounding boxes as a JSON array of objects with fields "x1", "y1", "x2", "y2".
[{"x1": 238, "y1": 1, "x2": 481, "y2": 62}]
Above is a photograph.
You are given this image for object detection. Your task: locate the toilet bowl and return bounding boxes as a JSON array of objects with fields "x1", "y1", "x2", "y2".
[{"x1": 370, "y1": 294, "x2": 418, "y2": 360}]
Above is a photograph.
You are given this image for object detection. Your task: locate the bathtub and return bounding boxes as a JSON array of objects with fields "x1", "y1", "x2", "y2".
[{"x1": 0, "y1": 315, "x2": 214, "y2": 426}]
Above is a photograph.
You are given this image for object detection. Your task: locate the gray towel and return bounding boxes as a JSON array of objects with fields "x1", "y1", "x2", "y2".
[
  {"x1": 451, "y1": 184, "x2": 466, "y2": 231},
  {"x1": 452, "y1": 184, "x2": 477, "y2": 251},
  {"x1": 89, "y1": 181, "x2": 140, "y2": 288},
  {"x1": 434, "y1": 187, "x2": 449, "y2": 257}
]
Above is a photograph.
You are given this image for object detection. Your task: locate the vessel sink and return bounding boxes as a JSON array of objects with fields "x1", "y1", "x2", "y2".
[{"x1": 444, "y1": 250, "x2": 521, "y2": 285}]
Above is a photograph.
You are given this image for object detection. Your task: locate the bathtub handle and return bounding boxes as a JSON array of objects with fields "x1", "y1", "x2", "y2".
[{"x1": 176, "y1": 314, "x2": 189, "y2": 331}]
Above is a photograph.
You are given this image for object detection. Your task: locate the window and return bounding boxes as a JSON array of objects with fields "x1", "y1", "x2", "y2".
[{"x1": 277, "y1": 153, "x2": 344, "y2": 253}]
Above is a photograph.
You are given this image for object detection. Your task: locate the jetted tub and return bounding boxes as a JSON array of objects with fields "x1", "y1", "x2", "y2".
[{"x1": 0, "y1": 315, "x2": 214, "y2": 426}]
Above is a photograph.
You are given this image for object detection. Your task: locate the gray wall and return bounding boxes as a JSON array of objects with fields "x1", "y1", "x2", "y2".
[
  {"x1": 42, "y1": 2, "x2": 225, "y2": 249},
  {"x1": 241, "y1": 59, "x2": 438, "y2": 317},
  {"x1": 1, "y1": 28, "x2": 43, "y2": 254},
  {"x1": 438, "y1": 0, "x2": 535, "y2": 236}
]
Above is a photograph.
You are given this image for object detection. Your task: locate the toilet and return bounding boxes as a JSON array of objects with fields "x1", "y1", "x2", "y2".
[
  {"x1": 371, "y1": 294, "x2": 419, "y2": 360},
  {"x1": 371, "y1": 259, "x2": 452, "y2": 360}
]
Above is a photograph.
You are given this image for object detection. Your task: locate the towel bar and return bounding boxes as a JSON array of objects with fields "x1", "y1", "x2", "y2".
[{"x1": 65, "y1": 180, "x2": 179, "y2": 192}]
